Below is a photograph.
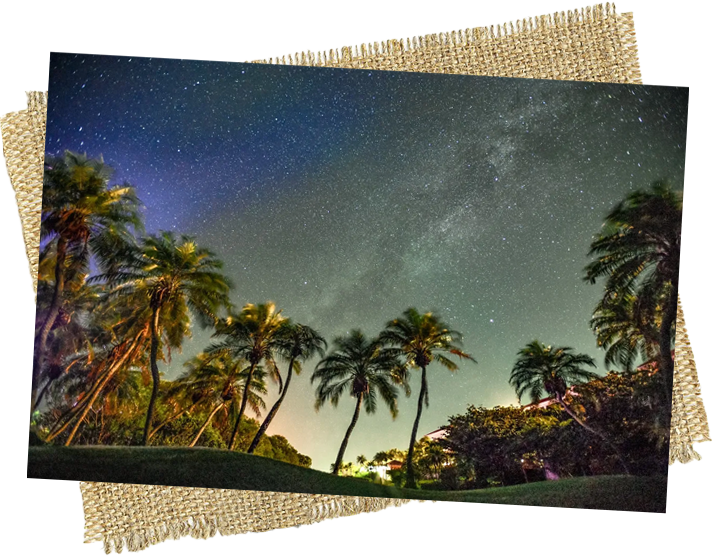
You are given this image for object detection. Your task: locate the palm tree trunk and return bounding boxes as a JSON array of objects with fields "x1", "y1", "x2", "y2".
[
  {"x1": 142, "y1": 306, "x2": 162, "y2": 446},
  {"x1": 332, "y1": 393, "x2": 363, "y2": 475},
  {"x1": 247, "y1": 359, "x2": 295, "y2": 454},
  {"x1": 54, "y1": 329, "x2": 146, "y2": 445},
  {"x1": 556, "y1": 394, "x2": 630, "y2": 475},
  {"x1": 657, "y1": 286, "x2": 678, "y2": 411},
  {"x1": 32, "y1": 236, "x2": 67, "y2": 412},
  {"x1": 405, "y1": 365, "x2": 428, "y2": 489},
  {"x1": 189, "y1": 403, "x2": 224, "y2": 447},
  {"x1": 228, "y1": 361, "x2": 257, "y2": 450},
  {"x1": 46, "y1": 364, "x2": 112, "y2": 442}
]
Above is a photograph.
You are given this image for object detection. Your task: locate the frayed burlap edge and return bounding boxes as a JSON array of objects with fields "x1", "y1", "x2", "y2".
[
  {"x1": 80, "y1": 483, "x2": 407, "y2": 554},
  {"x1": 671, "y1": 298, "x2": 711, "y2": 463},
  {"x1": 255, "y1": 3, "x2": 642, "y2": 85},
  {"x1": 1, "y1": 91, "x2": 45, "y2": 289}
]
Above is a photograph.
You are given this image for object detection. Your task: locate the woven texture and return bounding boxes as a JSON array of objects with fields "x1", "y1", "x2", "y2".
[
  {"x1": 80, "y1": 483, "x2": 405, "y2": 553},
  {"x1": 1, "y1": 3, "x2": 709, "y2": 553},
  {"x1": 1, "y1": 92, "x2": 44, "y2": 288},
  {"x1": 670, "y1": 298, "x2": 711, "y2": 462},
  {"x1": 257, "y1": 4, "x2": 641, "y2": 85}
]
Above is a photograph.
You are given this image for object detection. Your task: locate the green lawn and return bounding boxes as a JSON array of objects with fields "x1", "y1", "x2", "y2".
[{"x1": 28, "y1": 446, "x2": 666, "y2": 512}]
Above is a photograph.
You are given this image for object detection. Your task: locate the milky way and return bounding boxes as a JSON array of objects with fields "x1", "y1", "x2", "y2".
[{"x1": 46, "y1": 53, "x2": 688, "y2": 470}]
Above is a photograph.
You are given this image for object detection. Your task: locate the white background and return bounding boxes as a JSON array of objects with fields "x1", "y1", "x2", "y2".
[{"x1": 0, "y1": 0, "x2": 713, "y2": 557}]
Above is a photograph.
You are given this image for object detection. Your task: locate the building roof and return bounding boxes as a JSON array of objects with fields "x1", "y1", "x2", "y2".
[{"x1": 425, "y1": 428, "x2": 447, "y2": 440}]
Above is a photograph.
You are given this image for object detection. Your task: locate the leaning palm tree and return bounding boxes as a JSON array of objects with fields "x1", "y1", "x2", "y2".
[
  {"x1": 510, "y1": 340, "x2": 629, "y2": 474},
  {"x1": 311, "y1": 330, "x2": 404, "y2": 475},
  {"x1": 247, "y1": 322, "x2": 327, "y2": 453},
  {"x1": 42, "y1": 279, "x2": 156, "y2": 445},
  {"x1": 209, "y1": 302, "x2": 286, "y2": 450},
  {"x1": 100, "y1": 231, "x2": 232, "y2": 445},
  {"x1": 584, "y1": 181, "x2": 682, "y2": 403},
  {"x1": 182, "y1": 352, "x2": 267, "y2": 447},
  {"x1": 34, "y1": 150, "x2": 143, "y2": 410},
  {"x1": 379, "y1": 308, "x2": 476, "y2": 488}
]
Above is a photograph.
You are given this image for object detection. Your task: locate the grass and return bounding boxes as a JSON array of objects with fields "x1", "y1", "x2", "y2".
[{"x1": 28, "y1": 446, "x2": 667, "y2": 512}]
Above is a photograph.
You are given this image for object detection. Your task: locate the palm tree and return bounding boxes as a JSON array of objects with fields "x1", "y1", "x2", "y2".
[
  {"x1": 421, "y1": 440, "x2": 447, "y2": 479},
  {"x1": 356, "y1": 454, "x2": 368, "y2": 470},
  {"x1": 584, "y1": 181, "x2": 682, "y2": 404},
  {"x1": 509, "y1": 340, "x2": 629, "y2": 474},
  {"x1": 590, "y1": 291, "x2": 661, "y2": 372},
  {"x1": 182, "y1": 352, "x2": 267, "y2": 447},
  {"x1": 311, "y1": 330, "x2": 404, "y2": 475},
  {"x1": 372, "y1": 451, "x2": 389, "y2": 466},
  {"x1": 247, "y1": 322, "x2": 327, "y2": 453},
  {"x1": 209, "y1": 302, "x2": 286, "y2": 450},
  {"x1": 379, "y1": 308, "x2": 476, "y2": 488},
  {"x1": 100, "y1": 231, "x2": 232, "y2": 445},
  {"x1": 34, "y1": 151, "x2": 142, "y2": 410}
]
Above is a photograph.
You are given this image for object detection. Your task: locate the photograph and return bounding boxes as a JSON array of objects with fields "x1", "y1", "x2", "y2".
[{"x1": 27, "y1": 51, "x2": 687, "y2": 513}]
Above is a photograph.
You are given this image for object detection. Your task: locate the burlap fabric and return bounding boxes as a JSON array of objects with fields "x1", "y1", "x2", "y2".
[
  {"x1": 2, "y1": 92, "x2": 43, "y2": 288},
  {"x1": 79, "y1": 483, "x2": 407, "y2": 552},
  {"x1": 671, "y1": 300, "x2": 709, "y2": 461},
  {"x1": 255, "y1": 4, "x2": 642, "y2": 81},
  {"x1": 1, "y1": 3, "x2": 709, "y2": 553}
]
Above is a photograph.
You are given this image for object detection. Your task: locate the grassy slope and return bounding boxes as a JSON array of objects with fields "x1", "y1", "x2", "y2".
[{"x1": 28, "y1": 446, "x2": 667, "y2": 512}]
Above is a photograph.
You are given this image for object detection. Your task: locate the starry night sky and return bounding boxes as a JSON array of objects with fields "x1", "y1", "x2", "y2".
[{"x1": 46, "y1": 53, "x2": 688, "y2": 471}]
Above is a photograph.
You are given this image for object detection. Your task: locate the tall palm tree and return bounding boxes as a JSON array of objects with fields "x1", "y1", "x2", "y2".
[
  {"x1": 590, "y1": 291, "x2": 661, "y2": 372},
  {"x1": 101, "y1": 231, "x2": 232, "y2": 445},
  {"x1": 311, "y1": 330, "x2": 404, "y2": 475},
  {"x1": 584, "y1": 181, "x2": 682, "y2": 403},
  {"x1": 182, "y1": 352, "x2": 267, "y2": 447},
  {"x1": 34, "y1": 151, "x2": 143, "y2": 410},
  {"x1": 209, "y1": 302, "x2": 286, "y2": 450},
  {"x1": 509, "y1": 340, "x2": 629, "y2": 474},
  {"x1": 247, "y1": 322, "x2": 327, "y2": 453},
  {"x1": 379, "y1": 308, "x2": 476, "y2": 488}
]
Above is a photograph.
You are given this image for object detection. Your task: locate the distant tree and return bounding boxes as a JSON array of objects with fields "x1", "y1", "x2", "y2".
[{"x1": 372, "y1": 451, "x2": 390, "y2": 466}]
